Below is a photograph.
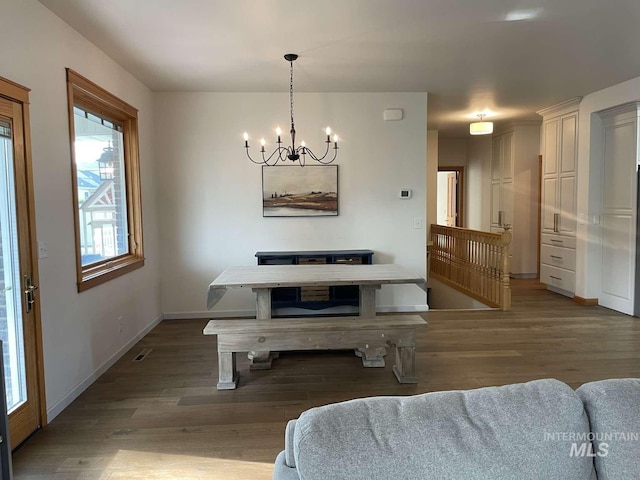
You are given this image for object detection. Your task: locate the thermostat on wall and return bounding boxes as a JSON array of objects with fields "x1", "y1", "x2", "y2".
[{"x1": 399, "y1": 189, "x2": 412, "y2": 199}]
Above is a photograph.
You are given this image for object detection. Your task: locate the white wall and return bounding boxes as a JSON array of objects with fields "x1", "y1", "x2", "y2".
[
  {"x1": 438, "y1": 138, "x2": 468, "y2": 167},
  {"x1": 0, "y1": 0, "x2": 162, "y2": 419},
  {"x1": 575, "y1": 75, "x2": 640, "y2": 300},
  {"x1": 426, "y1": 130, "x2": 439, "y2": 237},
  {"x1": 466, "y1": 136, "x2": 492, "y2": 230},
  {"x1": 155, "y1": 92, "x2": 428, "y2": 316}
]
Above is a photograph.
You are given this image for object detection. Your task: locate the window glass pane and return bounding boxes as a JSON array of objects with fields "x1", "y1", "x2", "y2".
[{"x1": 73, "y1": 110, "x2": 129, "y2": 266}]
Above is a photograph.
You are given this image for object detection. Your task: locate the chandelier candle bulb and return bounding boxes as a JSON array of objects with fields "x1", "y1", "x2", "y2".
[{"x1": 243, "y1": 132, "x2": 249, "y2": 148}]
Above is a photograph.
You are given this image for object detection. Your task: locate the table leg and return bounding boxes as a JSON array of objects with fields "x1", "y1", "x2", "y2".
[
  {"x1": 392, "y1": 346, "x2": 418, "y2": 384},
  {"x1": 217, "y1": 352, "x2": 239, "y2": 390},
  {"x1": 356, "y1": 284, "x2": 386, "y2": 367},
  {"x1": 359, "y1": 285, "x2": 379, "y2": 317},
  {"x1": 249, "y1": 288, "x2": 277, "y2": 370}
]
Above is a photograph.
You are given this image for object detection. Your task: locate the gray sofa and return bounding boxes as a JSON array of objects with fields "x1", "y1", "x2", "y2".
[{"x1": 273, "y1": 378, "x2": 640, "y2": 480}]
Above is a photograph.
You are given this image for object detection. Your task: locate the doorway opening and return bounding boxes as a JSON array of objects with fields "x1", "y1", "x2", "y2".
[{"x1": 437, "y1": 167, "x2": 464, "y2": 227}]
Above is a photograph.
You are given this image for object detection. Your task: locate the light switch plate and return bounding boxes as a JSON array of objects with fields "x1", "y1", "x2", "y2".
[{"x1": 38, "y1": 241, "x2": 48, "y2": 259}]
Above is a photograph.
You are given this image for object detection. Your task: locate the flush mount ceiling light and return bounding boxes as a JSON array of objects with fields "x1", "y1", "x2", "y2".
[
  {"x1": 243, "y1": 53, "x2": 339, "y2": 166},
  {"x1": 469, "y1": 113, "x2": 494, "y2": 135}
]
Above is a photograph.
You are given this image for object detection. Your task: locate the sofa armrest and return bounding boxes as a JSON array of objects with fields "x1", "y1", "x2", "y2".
[
  {"x1": 273, "y1": 450, "x2": 299, "y2": 480},
  {"x1": 577, "y1": 378, "x2": 640, "y2": 480}
]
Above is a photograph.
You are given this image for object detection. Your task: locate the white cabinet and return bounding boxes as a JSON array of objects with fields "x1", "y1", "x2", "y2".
[
  {"x1": 490, "y1": 123, "x2": 540, "y2": 276},
  {"x1": 490, "y1": 133, "x2": 513, "y2": 231},
  {"x1": 537, "y1": 98, "x2": 580, "y2": 295}
]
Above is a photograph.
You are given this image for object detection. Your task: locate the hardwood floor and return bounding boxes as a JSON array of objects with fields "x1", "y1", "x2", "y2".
[{"x1": 13, "y1": 280, "x2": 640, "y2": 479}]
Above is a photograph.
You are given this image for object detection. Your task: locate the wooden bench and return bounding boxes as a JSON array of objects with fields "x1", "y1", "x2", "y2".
[{"x1": 203, "y1": 314, "x2": 428, "y2": 390}]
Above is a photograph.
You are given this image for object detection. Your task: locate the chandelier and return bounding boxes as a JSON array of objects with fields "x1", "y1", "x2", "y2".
[{"x1": 243, "y1": 54, "x2": 339, "y2": 166}]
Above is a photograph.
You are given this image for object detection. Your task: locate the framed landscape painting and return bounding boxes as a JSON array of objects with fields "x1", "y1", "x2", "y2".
[{"x1": 262, "y1": 165, "x2": 338, "y2": 217}]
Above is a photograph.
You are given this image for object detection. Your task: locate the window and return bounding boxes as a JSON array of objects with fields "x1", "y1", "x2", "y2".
[{"x1": 66, "y1": 69, "x2": 144, "y2": 291}]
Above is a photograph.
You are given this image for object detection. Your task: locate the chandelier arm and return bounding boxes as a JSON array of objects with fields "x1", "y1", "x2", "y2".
[
  {"x1": 303, "y1": 141, "x2": 331, "y2": 163},
  {"x1": 245, "y1": 148, "x2": 269, "y2": 165},
  {"x1": 314, "y1": 145, "x2": 339, "y2": 165},
  {"x1": 263, "y1": 146, "x2": 289, "y2": 166}
]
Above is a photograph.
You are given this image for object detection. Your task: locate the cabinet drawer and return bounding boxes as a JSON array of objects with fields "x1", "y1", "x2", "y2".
[
  {"x1": 541, "y1": 233, "x2": 576, "y2": 250},
  {"x1": 298, "y1": 257, "x2": 327, "y2": 265},
  {"x1": 540, "y1": 245, "x2": 576, "y2": 271},
  {"x1": 260, "y1": 256, "x2": 296, "y2": 265},
  {"x1": 300, "y1": 286, "x2": 330, "y2": 301},
  {"x1": 334, "y1": 256, "x2": 363, "y2": 264},
  {"x1": 541, "y1": 264, "x2": 575, "y2": 292}
]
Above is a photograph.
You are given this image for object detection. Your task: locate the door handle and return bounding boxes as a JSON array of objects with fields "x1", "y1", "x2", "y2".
[
  {"x1": 23, "y1": 275, "x2": 38, "y2": 313},
  {"x1": 498, "y1": 210, "x2": 503, "y2": 226}
]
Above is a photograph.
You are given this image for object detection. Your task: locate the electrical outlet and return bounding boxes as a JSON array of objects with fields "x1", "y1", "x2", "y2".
[{"x1": 118, "y1": 316, "x2": 124, "y2": 333}]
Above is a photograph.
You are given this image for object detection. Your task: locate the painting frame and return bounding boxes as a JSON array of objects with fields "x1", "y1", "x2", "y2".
[{"x1": 262, "y1": 165, "x2": 339, "y2": 217}]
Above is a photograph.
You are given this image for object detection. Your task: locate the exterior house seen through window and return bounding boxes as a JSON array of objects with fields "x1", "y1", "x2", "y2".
[{"x1": 66, "y1": 69, "x2": 144, "y2": 291}]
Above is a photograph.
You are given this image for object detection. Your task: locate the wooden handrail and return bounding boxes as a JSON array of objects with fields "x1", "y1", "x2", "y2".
[{"x1": 428, "y1": 225, "x2": 512, "y2": 310}]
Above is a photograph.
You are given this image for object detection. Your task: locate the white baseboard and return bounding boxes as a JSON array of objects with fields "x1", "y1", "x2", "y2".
[
  {"x1": 510, "y1": 273, "x2": 538, "y2": 279},
  {"x1": 46, "y1": 313, "x2": 164, "y2": 422},
  {"x1": 163, "y1": 310, "x2": 255, "y2": 319}
]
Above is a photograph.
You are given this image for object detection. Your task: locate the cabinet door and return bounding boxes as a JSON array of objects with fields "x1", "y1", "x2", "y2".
[
  {"x1": 502, "y1": 132, "x2": 514, "y2": 181},
  {"x1": 541, "y1": 177, "x2": 558, "y2": 234},
  {"x1": 491, "y1": 136, "x2": 501, "y2": 182},
  {"x1": 559, "y1": 176, "x2": 576, "y2": 236},
  {"x1": 560, "y1": 114, "x2": 577, "y2": 174},
  {"x1": 543, "y1": 119, "x2": 559, "y2": 176},
  {"x1": 502, "y1": 179, "x2": 514, "y2": 227},
  {"x1": 490, "y1": 181, "x2": 501, "y2": 228}
]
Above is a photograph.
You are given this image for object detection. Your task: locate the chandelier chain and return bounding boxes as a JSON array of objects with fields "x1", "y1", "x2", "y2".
[{"x1": 289, "y1": 59, "x2": 295, "y2": 130}]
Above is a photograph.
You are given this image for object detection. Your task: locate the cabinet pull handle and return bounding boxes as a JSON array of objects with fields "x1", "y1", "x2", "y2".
[
  {"x1": 498, "y1": 210, "x2": 503, "y2": 226},
  {"x1": 550, "y1": 275, "x2": 562, "y2": 281},
  {"x1": 553, "y1": 213, "x2": 560, "y2": 233},
  {"x1": 550, "y1": 255, "x2": 563, "y2": 260},
  {"x1": 550, "y1": 239, "x2": 563, "y2": 244}
]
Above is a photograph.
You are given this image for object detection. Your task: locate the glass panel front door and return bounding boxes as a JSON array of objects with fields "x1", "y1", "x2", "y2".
[
  {"x1": 0, "y1": 85, "x2": 42, "y2": 448},
  {"x1": 0, "y1": 118, "x2": 28, "y2": 414}
]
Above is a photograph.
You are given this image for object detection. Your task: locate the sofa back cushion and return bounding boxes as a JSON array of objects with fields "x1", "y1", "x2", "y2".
[
  {"x1": 293, "y1": 379, "x2": 595, "y2": 480},
  {"x1": 577, "y1": 378, "x2": 640, "y2": 480}
]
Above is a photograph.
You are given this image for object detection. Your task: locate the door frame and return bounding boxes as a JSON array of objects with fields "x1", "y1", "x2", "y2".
[
  {"x1": 0, "y1": 76, "x2": 47, "y2": 444},
  {"x1": 437, "y1": 166, "x2": 464, "y2": 227}
]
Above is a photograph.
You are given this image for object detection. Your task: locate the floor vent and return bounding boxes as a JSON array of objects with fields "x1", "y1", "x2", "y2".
[{"x1": 133, "y1": 348, "x2": 152, "y2": 362}]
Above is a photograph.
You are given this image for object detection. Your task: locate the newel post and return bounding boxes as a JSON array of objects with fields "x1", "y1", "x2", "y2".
[{"x1": 500, "y1": 225, "x2": 512, "y2": 311}]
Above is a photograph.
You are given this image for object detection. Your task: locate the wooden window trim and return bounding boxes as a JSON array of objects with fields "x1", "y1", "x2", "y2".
[{"x1": 66, "y1": 69, "x2": 144, "y2": 292}]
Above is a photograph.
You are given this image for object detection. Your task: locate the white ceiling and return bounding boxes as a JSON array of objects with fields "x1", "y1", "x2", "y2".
[{"x1": 38, "y1": 0, "x2": 640, "y2": 136}]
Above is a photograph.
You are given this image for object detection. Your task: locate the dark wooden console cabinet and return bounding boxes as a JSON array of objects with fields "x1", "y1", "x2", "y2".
[{"x1": 255, "y1": 249, "x2": 374, "y2": 311}]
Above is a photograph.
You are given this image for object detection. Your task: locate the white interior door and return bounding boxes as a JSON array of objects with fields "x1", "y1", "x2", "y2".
[{"x1": 599, "y1": 108, "x2": 638, "y2": 315}]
